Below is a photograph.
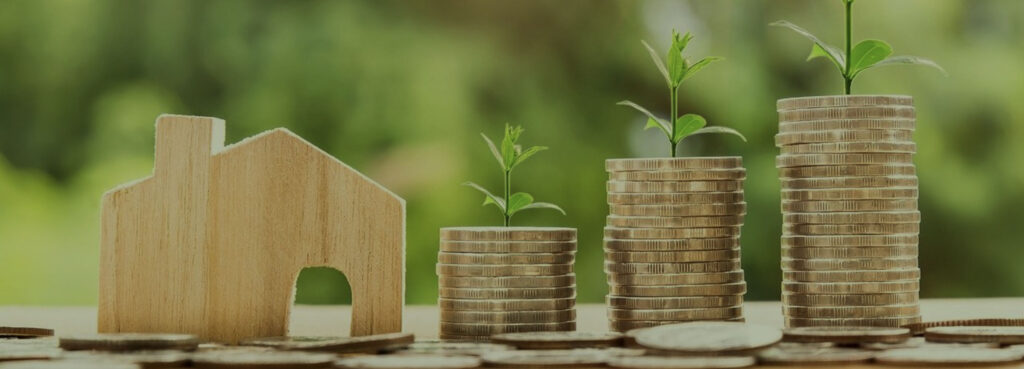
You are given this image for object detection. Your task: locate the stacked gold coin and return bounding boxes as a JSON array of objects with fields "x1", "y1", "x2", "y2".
[
  {"x1": 776, "y1": 95, "x2": 922, "y2": 328},
  {"x1": 603, "y1": 157, "x2": 747, "y2": 332},
  {"x1": 437, "y1": 227, "x2": 577, "y2": 340}
]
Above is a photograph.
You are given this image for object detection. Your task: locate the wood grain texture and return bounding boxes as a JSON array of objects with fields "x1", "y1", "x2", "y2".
[{"x1": 98, "y1": 114, "x2": 405, "y2": 343}]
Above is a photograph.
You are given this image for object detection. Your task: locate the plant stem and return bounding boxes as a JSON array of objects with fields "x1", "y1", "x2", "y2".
[
  {"x1": 669, "y1": 86, "x2": 678, "y2": 157},
  {"x1": 844, "y1": 0, "x2": 853, "y2": 95},
  {"x1": 503, "y1": 169, "x2": 511, "y2": 226}
]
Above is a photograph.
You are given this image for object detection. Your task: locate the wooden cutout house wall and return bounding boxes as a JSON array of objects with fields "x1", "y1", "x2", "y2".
[{"x1": 99, "y1": 115, "x2": 405, "y2": 343}]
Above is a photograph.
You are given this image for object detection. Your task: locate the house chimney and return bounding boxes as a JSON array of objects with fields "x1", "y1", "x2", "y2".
[{"x1": 154, "y1": 115, "x2": 226, "y2": 178}]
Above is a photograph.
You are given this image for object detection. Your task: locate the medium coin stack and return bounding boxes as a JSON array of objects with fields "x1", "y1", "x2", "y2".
[
  {"x1": 776, "y1": 95, "x2": 922, "y2": 328},
  {"x1": 437, "y1": 227, "x2": 577, "y2": 340},
  {"x1": 604, "y1": 157, "x2": 748, "y2": 332}
]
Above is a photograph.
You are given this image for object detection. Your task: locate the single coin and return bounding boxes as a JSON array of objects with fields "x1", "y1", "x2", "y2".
[
  {"x1": 778, "y1": 106, "x2": 916, "y2": 123},
  {"x1": 776, "y1": 153, "x2": 914, "y2": 168},
  {"x1": 925, "y1": 326, "x2": 1024, "y2": 345},
  {"x1": 335, "y1": 354, "x2": 481, "y2": 369},
  {"x1": 779, "y1": 141, "x2": 916, "y2": 154},
  {"x1": 874, "y1": 347, "x2": 1023, "y2": 366},
  {"x1": 605, "y1": 261, "x2": 741, "y2": 274},
  {"x1": 436, "y1": 264, "x2": 573, "y2": 277},
  {"x1": 607, "y1": 192, "x2": 744, "y2": 205},
  {"x1": 191, "y1": 351, "x2": 336, "y2": 368},
  {"x1": 441, "y1": 309, "x2": 575, "y2": 324},
  {"x1": 902, "y1": 319, "x2": 1024, "y2": 336},
  {"x1": 240, "y1": 333, "x2": 415, "y2": 353},
  {"x1": 607, "y1": 181, "x2": 743, "y2": 194},
  {"x1": 440, "y1": 322, "x2": 576, "y2": 337},
  {"x1": 604, "y1": 238, "x2": 740, "y2": 251},
  {"x1": 781, "y1": 258, "x2": 918, "y2": 271},
  {"x1": 606, "y1": 216, "x2": 744, "y2": 229},
  {"x1": 438, "y1": 287, "x2": 575, "y2": 300},
  {"x1": 605, "y1": 249, "x2": 740, "y2": 263},
  {"x1": 490, "y1": 332, "x2": 624, "y2": 350},
  {"x1": 777, "y1": 95, "x2": 913, "y2": 110},
  {"x1": 609, "y1": 203, "x2": 747, "y2": 217},
  {"x1": 786, "y1": 316, "x2": 922, "y2": 329},
  {"x1": 783, "y1": 326, "x2": 911, "y2": 344},
  {"x1": 59, "y1": 333, "x2": 199, "y2": 351},
  {"x1": 57, "y1": 350, "x2": 192, "y2": 368},
  {"x1": 784, "y1": 211, "x2": 920, "y2": 224},
  {"x1": 608, "y1": 169, "x2": 746, "y2": 182},
  {"x1": 780, "y1": 165, "x2": 916, "y2": 178},
  {"x1": 775, "y1": 130, "x2": 913, "y2": 146},
  {"x1": 781, "y1": 188, "x2": 918, "y2": 201},
  {"x1": 608, "y1": 271, "x2": 746, "y2": 286},
  {"x1": 782, "y1": 280, "x2": 920, "y2": 294},
  {"x1": 781, "y1": 234, "x2": 918, "y2": 247},
  {"x1": 604, "y1": 227, "x2": 741, "y2": 240},
  {"x1": 784, "y1": 305, "x2": 921, "y2": 319},
  {"x1": 609, "y1": 319, "x2": 746, "y2": 332},
  {"x1": 441, "y1": 227, "x2": 576, "y2": 242},
  {"x1": 606, "y1": 296, "x2": 744, "y2": 310},
  {"x1": 782, "y1": 199, "x2": 917, "y2": 213},
  {"x1": 437, "y1": 252, "x2": 574, "y2": 265},
  {"x1": 440, "y1": 240, "x2": 576, "y2": 254},
  {"x1": 609, "y1": 283, "x2": 747, "y2": 298},
  {"x1": 778, "y1": 119, "x2": 915, "y2": 133},
  {"x1": 782, "y1": 292, "x2": 918, "y2": 307},
  {"x1": 606, "y1": 157, "x2": 743, "y2": 172},
  {"x1": 783, "y1": 269, "x2": 920, "y2": 283},
  {"x1": 632, "y1": 321, "x2": 782, "y2": 354},
  {"x1": 438, "y1": 298, "x2": 575, "y2": 312},
  {"x1": 781, "y1": 176, "x2": 919, "y2": 190},
  {"x1": 382, "y1": 340, "x2": 514, "y2": 356},
  {"x1": 784, "y1": 223, "x2": 920, "y2": 235},
  {"x1": 782, "y1": 246, "x2": 918, "y2": 259},
  {"x1": 0, "y1": 361, "x2": 139, "y2": 369},
  {"x1": 481, "y1": 348, "x2": 643, "y2": 368},
  {"x1": 607, "y1": 355, "x2": 756, "y2": 369},
  {"x1": 757, "y1": 346, "x2": 876, "y2": 365},
  {"x1": 439, "y1": 275, "x2": 575, "y2": 288},
  {"x1": 0, "y1": 327, "x2": 53, "y2": 339},
  {"x1": 0, "y1": 349, "x2": 60, "y2": 362},
  {"x1": 863, "y1": 337, "x2": 1000, "y2": 351},
  {"x1": 609, "y1": 307, "x2": 743, "y2": 321}
]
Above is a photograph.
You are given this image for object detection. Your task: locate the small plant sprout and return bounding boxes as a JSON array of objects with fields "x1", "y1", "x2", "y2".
[
  {"x1": 772, "y1": 0, "x2": 946, "y2": 94},
  {"x1": 618, "y1": 30, "x2": 746, "y2": 158},
  {"x1": 463, "y1": 124, "x2": 566, "y2": 227}
]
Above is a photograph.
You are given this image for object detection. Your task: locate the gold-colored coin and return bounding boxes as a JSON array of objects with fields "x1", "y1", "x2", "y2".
[
  {"x1": 783, "y1": 269, "x2": 920, "y2": 283},
  {"x1": 604, "y1": 261, "x2": 741, "y2": 274},
  {"x1": 604, "y1": 238, "x2": 740, "y2": 251},
  {"x1": 756, "y1": 346, "x2": 877, "y2": 366},
  {"x1": 336, "y1": 355, "x2": 482, "y2": 369},
  {"x1": 609, "y1": 319, "x2": 745, "y2": 332},
  {"x1": 780, "y1": 175, "x2": 919, "y2": 189},
  {"x1": 783, "y1": 246, "x2": 918, "y2": 259},
  {"x1": 608, "y1": 355, "x2": 756, "y2": 369},
  {"x1": 0, "y1": 326, "x2": 53, "y2": 338},
  {"x1": 782, "y1": 199, "x2": 917, "y2": 213},
  {"x1": 608, "y1": 169, "x2": 746, "y2": 181},
  {"x1": 903, "y1": 319, "x2": 1024, "y2": 336},
  {"x1": 924, "y1": 327, "x2": 1024, "y2": 345},
  {"x1": 776, "y1": 153, "x2": 914, "y2": 168},
  {"x1": 58, "y1": 333, "x2": 199, "y2": 351},
  {"x1": 784, "y1": 305, "x2": 921, "y2": 319},
  {"x1": 782, "y1": 257, "x2": 918, "y2": 271},
  {"x1": 479, "y1": 348, "x2": 644, "y2": 368},
  {"x1": 604, "y1": 227, "x2": 741, "y2": 239},
  {"x1": 439, "y1": 275, "x2": 576, "y2": 288},
  {"x1": 609, "y1": 307, "x2": 743, "y2": 321},
  {"x1": 778, "y1": 106, "x2": 916, "y2": 123},
  {"x1": 607, "y1": 181, "x2": 743, "y2": 193},
  {"x1": 782, "y1": 280, "x2": 920, "y2": 294},
  {"x1": 782, "y1": 326, "x2": 911, "y2": 344},
  {"x1": 784, "y1": 223, "x2": 919, "y2": 236},
  {"x1": 606, "y1": 215, "x2": 744, "y2": 228},
  {"x1": 775, "y1": 130, "x2": 913, "y2": 146},
  {"x1": 780, "y1": 142, "x2": 916, "y2": 155},
  {"x1": 607, "y1": 271, "x2": 746, "y2": 286},
  {"x1": 609, "y1": 282, "x2": 747, "y2": 297},
  {"x1": 604, "y1": 249, "x2": 741, "y2": 263},
  {"x1": 777, "y1": 95, "x2": 913, "y2": 110},
  {"x1": 439, "y1": 297, "x2": 575, "y2": 312},
  {"x1": 781, "y1": 234, "x2": 918, "y2": 247},
  {"x1": 441, "y1": 227, "x2": 576, "y2": 242},
  {"x1": 440, "y1": 322, "x2": 576, "y2": 336},
  {"x1": 782, "y1": 292, "x2": 918, "y2": 307},
  {"x1": 190, "y1": 351, "x2": 338, "y2": 368},
  {"x1": 606, "y1": 295, "x2": 744, "y2": 310},
  {"x1": 779, "y1": 119, "x2": 916, "y2": 133},
  {"x1": 441, "y1": 309, "x2": 576, "y2": 324},
  {"x1": 440, "y1": 240, "x2": 576, "y2": 254},
  {"x1": 786, "y1": 316, "x2": 922, "y2": 329},
  {"x1": 239, "y1": 333, "x2": 415, "y2": 353},
  {"x1": 780, "y1": 165, "x2": 916, "y2": 178},
  {"x1": 606, "y1": 157, "x2": 743, "y2": 172},
  {"x1": 437, "y1": 264, "x2": 573, "y2": 277},
  {"x1": 874, "y1": 347, "x2": 1023, "y2": 366},
  {"x1": 784, "y1": 211, "x2": 920, "y2": 225},
  {"x1": 607, "y1": 192, "x2": 744, "y2": 205},
  {"x1": 631, "y1": 321, "x2": 782, "y2": 354},
  {"x1": 438, "y1": 287, "x2": 575, "y2": 300},
  {"x1": 610, "y1": 203, "x2": 747, "y2": 217},
  {"x1": 490, "y1": 332, "x2": 625, "y2": 350},
  {"x1": 437, "y1": 252, "x2": 574, "y2": 265},
  {"x1": 781, "y1": 188, "x2": 918, "y2": 201}
]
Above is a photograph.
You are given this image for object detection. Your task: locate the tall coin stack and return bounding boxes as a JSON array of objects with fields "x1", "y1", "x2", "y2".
[
  {"x1": 776, "y1": 95, "x2": 922, "y2": 328},
  {"x1": 437, "y1": 227, "x2": 577, "y2": 340},
  {"x1": 603, "y1": 157, "x2": 748, "y2": 332}
]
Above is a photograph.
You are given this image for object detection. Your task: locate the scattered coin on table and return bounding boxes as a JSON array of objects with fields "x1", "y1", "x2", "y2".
[
  {"x1": 756, "y1": 346, "x2": 875, "y2": 365},
  {"x1": 0, "y1": 328, "x2": 53, "y2": 339},
  {"x1": 240, "y1": 333, "x2": 414, "y2": 353},
  {"x1": 58, "y1": 333, "x2": 199, "y2": 351},
  {"x1": 191, "y1": 350, "x2": 336, "y2": 368},
  {"x1": 481, "y1": 348, "x2": 644, "y2": 368},
  {"x1": 631, "y1": 322, "x2": 782, "y2": 355},
  {"x1": 782, "y1": 326, "x2": 911, "y2": 344},
  {"x1": 381, "y1": 340, "x2": 513, "y2": 356},
  {"x1": 924, "y1": 326, "x2": 1024, "y2": 345},
  {"x1": 607, "y1": 355, "x2": 756, "y2": 369},
  {"x1": 490, "y1": 331, "x2": 624, "y2": 349},
  {"x1": 874, "y1": 347, "x2": 1023, "y2": 366},
  {"x1": 336, "y1": 354, "x2": 481, "y2": 369}
]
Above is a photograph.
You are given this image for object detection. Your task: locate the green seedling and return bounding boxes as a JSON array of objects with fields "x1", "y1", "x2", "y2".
[
  {"x1": 463, "y1": 124, "x2": 566, "y2": 227},
  {"x1": 772, "y1": 0, "x2": 946, "y2": 94},
  {"x1": 618, "y1": 30, "x2": 746, "y2": 157}
]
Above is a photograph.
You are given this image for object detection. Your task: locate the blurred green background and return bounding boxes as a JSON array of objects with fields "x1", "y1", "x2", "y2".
[{"x1": 2, "y1": 0, "x2": 1023, "y2": 306}]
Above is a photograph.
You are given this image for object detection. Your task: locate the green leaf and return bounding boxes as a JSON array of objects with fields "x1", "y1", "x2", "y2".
[
  {"x1": 480, "y1": 133, "x2": 505, "y2": 170},
  {"x1": 667, "y1": 31, "x2": 693, "y2": 86},
  {"x1": 641, "y1": 40, "x2": 671, "y2": 86},
  {"x1": 689, "y1": 126, "x2": 748, "y2": 142},
  {"x1": 808, "y1": 44, "x2": 845, "y2": 74},
  {"x1": 500, "y1": 124, "x2": 523, "y2": 170},
  {"x1": 617, "y1": 100, "x2": 671, "y2": 138},
  {"x1": 510, "y1": 146, "x2": 547, "y2": 170},
  {"x1": 771, "y1": 20, "x2": 846, "y2": 72},
  {"x1": 864, "y1": 55, "x2": 948, "y2": 76},
  {"x1": 848, "y1": 39, "x2": 893, "y2": 77},
  {"x1": 682, "y1": 57, "x2": 722, "y2": 83},
  {"x1": 506, "y1": 192, "x2": 534, "y2": 215},
  {"x1": 673, "y1": 114, "x2": 707, "y2": 143},
  {"x1": 462, "y1": 181, "x2": 505, "y2": 212},
  {"x1": 519, "y1": 201, "x2": 567, "y2": 216}
]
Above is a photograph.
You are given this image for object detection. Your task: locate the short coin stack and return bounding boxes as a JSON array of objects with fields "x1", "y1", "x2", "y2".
[
  {"x1": 603, "y1": 157, "x2": 748, "y2": 332},
  {"x1": 437, "y1": 227, "x2": 577, "y2": 340},
  {"x1": 776, "y1": 95, "x2": 922, "y2": 328}
]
